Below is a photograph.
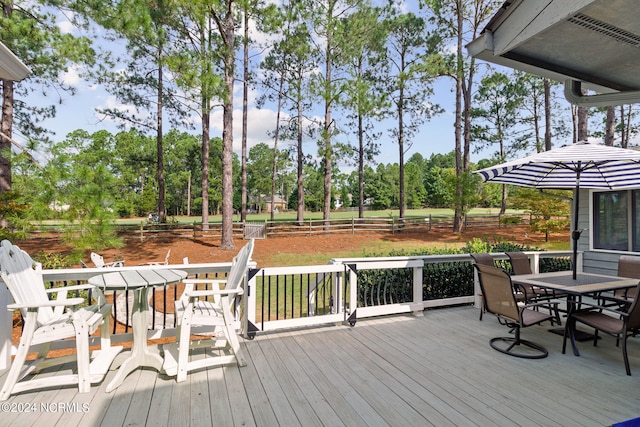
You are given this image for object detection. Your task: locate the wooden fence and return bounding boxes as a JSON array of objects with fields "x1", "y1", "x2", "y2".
[{"x1": 26, "y1": 213, "x2": 566, "y2": 241}]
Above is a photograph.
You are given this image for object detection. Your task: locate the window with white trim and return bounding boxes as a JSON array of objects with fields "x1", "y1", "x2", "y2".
[{"x1": 592, "y1": 190, "x2": 640, "y2": 252}]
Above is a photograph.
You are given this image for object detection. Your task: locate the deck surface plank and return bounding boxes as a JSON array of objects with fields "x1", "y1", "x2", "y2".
[
  {"x1": 145, "y1": 369, "x2": 175, "y2": 427},
  {"x1": 254, "y1": 334, "x2": 328, "y2": 427},
  {"x1": 2, "y1": 306, "x2": 640, "y2": 427}
]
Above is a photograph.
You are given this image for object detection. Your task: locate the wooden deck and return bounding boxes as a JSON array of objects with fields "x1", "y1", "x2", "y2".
[{"x1": 2, "y1": 305, "x2": 639, "y2": 427}]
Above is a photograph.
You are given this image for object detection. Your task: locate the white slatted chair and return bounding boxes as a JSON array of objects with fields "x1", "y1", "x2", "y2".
[
  {"x1": 163, "y1": 239, "x2": 254, "y2": 382},
  {"x1": 90, "y1": 252, "x2": 124, "y2": 268},
  {"x1": 139, "y1": 250, "x2": 171, "y2": 266},
  {"x1": 0, "y1": 240, "x2": 122, "y2": 400}
]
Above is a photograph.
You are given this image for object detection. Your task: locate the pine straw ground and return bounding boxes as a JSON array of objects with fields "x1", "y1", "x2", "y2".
[
  {"x1": 10, "y1": 224, "x2": 569, "y2": 357},
  {"x1": 16, "y1": 223, "x2": 568, "y2": 267}
]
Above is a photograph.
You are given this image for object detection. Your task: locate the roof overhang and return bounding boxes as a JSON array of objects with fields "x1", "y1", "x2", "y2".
[
  {"x1": 467, "y1": 0, "x2": 640, "y2": 106},
  {"x1": 0, "y1": 41, "x2": 30, "y2": 81}
]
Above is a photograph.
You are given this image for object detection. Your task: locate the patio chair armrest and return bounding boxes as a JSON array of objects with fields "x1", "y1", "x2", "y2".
[
  {"x1": 8, "y1": 297, "x2": 85, "y2": 310},
  {"x1": 183, "y1": 278, "x2": 227, "y2": 286},
  {"x1": 44, "y1": 284, "x2": 100, "y2": 294},
  {"x1": 597, "y1": 294, "x2": 633, "y2": 306},
  {"x1": 572, "y1": 300, "x2": 630, "y2": 316},
  {"x1": 522, "y1": 301, "x2": 560, "y2": 310},
  {"x1": 184, "y1": 288, "x2": 243, "y2": 298}
]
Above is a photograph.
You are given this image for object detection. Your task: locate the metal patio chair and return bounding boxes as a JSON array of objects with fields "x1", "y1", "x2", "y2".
[
  {"x1": 474, "y1": 263, "x2": 559, "y2": 359},
  {"x1": 563, "y1": 283, "x2": 640, "y2": 375},
  {"x1": 470, "y1": 253, "x2": 495, "y2": 321}
]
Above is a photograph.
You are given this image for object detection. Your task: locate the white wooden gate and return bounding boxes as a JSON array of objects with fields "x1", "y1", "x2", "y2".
[{"x1": 244, "y1": 222, "x2": 266, "y2": 239}]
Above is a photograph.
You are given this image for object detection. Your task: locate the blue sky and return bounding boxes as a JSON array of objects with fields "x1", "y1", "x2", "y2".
[{"x1": 43, "y1": 66, "x2": 467, "y2": 166}]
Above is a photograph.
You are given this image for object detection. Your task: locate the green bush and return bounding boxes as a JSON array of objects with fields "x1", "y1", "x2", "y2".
[
  {"x1": 32, "y1": 251, "x2": 79, "y2": 269},
  {"x1": 357, "y1": 238, "x2": 570, "y2": 305}
]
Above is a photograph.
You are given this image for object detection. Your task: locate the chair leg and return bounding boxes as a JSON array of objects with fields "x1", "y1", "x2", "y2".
[
  {"x1": 100, "y1": 310, "x2": 112, "y2": 350},
  {"x1": 562, "y1": 320, "x2": 568, "y2": 354},
  {"x1": 74, "y1": 318, "x2": 91, "y2": 393},
  {"x1": 176, "y1": 307, "x2": 194, "y2": 383},
  {"x1": 622, "y1": 333, "x2": 631, "y2": 376},
  {"x1": 221, "y1": 300, "x2": 246, "y2": 366},
  {"x1": 0, "y1": 313, "x2": 37, "y2": 401},
  {"x1": 32, "y1": 342, "x2": 52, "y2": 373},
  {"x1": 223, "y1": 321, "x2": 246, "y2": 366},
  {"x1": 489, "y1": 327, "x2": 548, "y2": 359}
]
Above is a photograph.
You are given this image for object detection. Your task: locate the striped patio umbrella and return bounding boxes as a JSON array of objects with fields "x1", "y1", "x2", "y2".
[{"x1": 476, "y1": 141, "x2": 640, "y2": 279}]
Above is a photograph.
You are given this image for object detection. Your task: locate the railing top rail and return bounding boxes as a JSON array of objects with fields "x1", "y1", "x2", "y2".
[
  {"x1": 330, "y1": 250, "x2": 575, "y2": 265},
  {"x1": 40, "y1": 262, "x2": 251, "y2": 282},
  {"x1": 250, "y1": 263, "x2": 349, "y2": 275}
]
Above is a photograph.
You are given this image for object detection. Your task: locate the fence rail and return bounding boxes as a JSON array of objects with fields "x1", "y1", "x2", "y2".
[{"x1": 26, "y1": 213, "x2": 562, "y2": 241}]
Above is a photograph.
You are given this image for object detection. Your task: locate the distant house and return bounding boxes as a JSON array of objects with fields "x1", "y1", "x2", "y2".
[{"x1": 263, "y1": 196, "x2": 286, "y2": 213}]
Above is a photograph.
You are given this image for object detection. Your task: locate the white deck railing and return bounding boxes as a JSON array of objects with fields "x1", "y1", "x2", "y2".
[{"x1": 0, "y1": 250, "x2": 578, "y2": 371}]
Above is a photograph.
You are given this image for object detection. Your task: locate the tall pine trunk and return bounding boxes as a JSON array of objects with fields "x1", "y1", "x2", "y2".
[
  {"x1": 0, "y1": 79, "x2": 12, "y2": 193},
  {"x1": 0, "y1": 1, "x2": 14, "y2": 194},
  {"x1": 220, "y1": 1, "x2": 236, "y2": 249},
  {"x1": 241, "y1": 7, "x2": 249, "y2": 223},
  {"x1": 156, "y1": 47, "x2": 166, "y2": 223}
]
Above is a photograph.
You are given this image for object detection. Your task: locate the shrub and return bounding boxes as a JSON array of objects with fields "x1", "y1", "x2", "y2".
[{"x1": 357, "y1": 238, "x2": 570, "y2": 305}]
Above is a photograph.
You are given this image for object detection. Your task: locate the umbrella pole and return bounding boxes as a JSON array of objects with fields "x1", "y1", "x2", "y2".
[{"x1": 572, "y1": 166, "x2": 581, "y2": 280}]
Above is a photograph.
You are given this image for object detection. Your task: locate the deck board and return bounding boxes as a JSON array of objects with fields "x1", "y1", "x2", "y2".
[
  {"x1": 260, "y1": 333, "x2": 343, "y2": 426},
  {"x1": 145, "y1": 372, "x2": 174, "y2": 427},
  {"x1": 204, "y1": 359, "x2": 235, "y2": 427},
  {"x1": 2, "y1": 306, "x2": 640, "y2": 426}
]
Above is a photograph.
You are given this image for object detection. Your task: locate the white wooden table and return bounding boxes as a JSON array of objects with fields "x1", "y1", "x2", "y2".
[{"x1": 88, "y1": 269, "x2": 187, "y2": 392}]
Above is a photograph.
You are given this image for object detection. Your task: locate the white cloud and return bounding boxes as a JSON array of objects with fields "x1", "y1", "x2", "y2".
[
  {"x1": 56, "y1": 11, "x2": 77, "y2": 34},
  {"x1": 60, "y1": 65, "x2": 82, "y2": 87},
  {"x1": 96, "y1": 95, "x2": 148, "y2": 128},
  {"x1": 210, "y1": 107, "x2": 280, "y2": 151}
]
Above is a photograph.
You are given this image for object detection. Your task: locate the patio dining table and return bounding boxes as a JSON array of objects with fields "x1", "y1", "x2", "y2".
[
  {"x1": 511, "y1": 271, "x2": 639, "y2": 345},
  {"x1": 88, "y1": 268, "x2": 187, "y2": 392},
  {"x1": 511, "y1": 271, "x2": 639, "y2": 297}
]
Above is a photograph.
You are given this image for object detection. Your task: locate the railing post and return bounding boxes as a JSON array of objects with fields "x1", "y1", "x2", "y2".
[
  {"x1": 243, "y1": 267, "x2": 258, "y2": 339},
  {"x1": 140, "y1": 221, "x2": 144, "y2": 242},
  {"x1": 411, "y1": 262, "x2": 424, "y2": 317},
  {"x1": 333, "y1": 271, "x2": 340, "y2": 315},
  {"x1": 531, "y1": 253, "x2": 540, "y2": 274},
  {"x1": 577, "y1": 252, "x2": 584, "y2": 272},
  {"x1": 348, "y1": 266, "x2": 358, "y2": 320}
]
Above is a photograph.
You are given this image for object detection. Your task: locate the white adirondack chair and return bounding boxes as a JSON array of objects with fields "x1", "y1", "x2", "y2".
[
  {"x1": 139, "y1": 249, "x2": 171, "y2": 266},
  {"x1": 0, "y1": 240, "x2": 122, "y2": 400},
  {"x1": 163, "y1": 239, "x2": 254, "y2": 382},
  {"x1": 90, "y1": 252, "x2": 125, "y2": 268}
]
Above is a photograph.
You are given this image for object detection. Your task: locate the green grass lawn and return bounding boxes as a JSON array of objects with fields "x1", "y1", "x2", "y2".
[{"x1": 109, "y1": 207, "x2": 528, "y2": 225}]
